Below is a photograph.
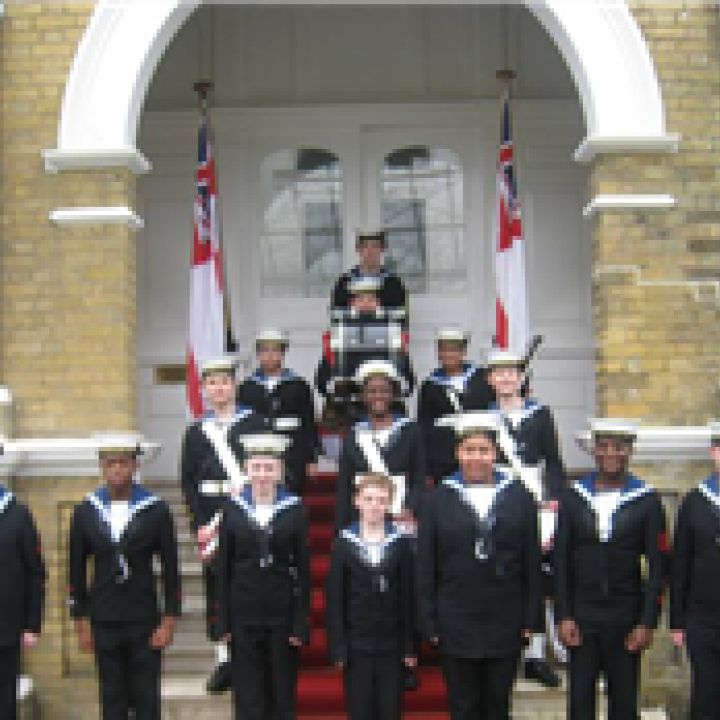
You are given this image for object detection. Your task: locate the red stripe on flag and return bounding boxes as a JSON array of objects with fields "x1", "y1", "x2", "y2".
[
  {"x1": 192, "y1": 225, "x2": 212, "y2": 265},
  {"x1": 495, "y1": 298, "x2": 508, "y2": 349},
  {"x1": 497, "y1": 197, "x2": 512, "y2": 252},
  {"x1": 186, "y1": 347, "x2": 203, "y2": 419}
]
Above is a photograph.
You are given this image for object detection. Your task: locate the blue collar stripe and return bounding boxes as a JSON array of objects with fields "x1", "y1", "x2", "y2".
[
  {"x1": 0, "y1": 488, "x2": 13, "y2": 515},
  {"x1": 699, "y1": 474, "x2": 720, "y2": 511}
]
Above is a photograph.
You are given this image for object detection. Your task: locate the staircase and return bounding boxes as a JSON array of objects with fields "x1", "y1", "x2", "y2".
[{"x1": 149, "y1": 471, "x2": 572, "y2": 719}]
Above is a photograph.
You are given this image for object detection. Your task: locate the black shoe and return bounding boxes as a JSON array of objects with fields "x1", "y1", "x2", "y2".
[
  {"x1": 206, "y1": 662, "x2": 232, "y2": 694},
  {"x1": 523, "y1": 659, "x2": 561, "y2": 688}
]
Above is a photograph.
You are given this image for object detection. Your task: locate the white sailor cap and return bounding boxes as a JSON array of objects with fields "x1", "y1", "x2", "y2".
[
  {"x1": 200, "y1": 355, "x2": 238, "y2": 378},
  {"x1": 708, "y1": 421, "x2": 720, "y2": 444},
  {"x1": 255, "y1": 328, "x2": 289, "y2": 348},
  {"x1": 589, "y1": 418, "x2": 638, "y2": 441},
  {"x1": 436, "y1": 326, "x2": 470, "y2": 345},
  {"x1": 239, "y1": 432, "x2": 291, "y2": 459},
  {"x1": 348, "y1": 275, "x2": 382, "y2": 296},
  {"x1": 486, "y1": 348, "x2": 524, "y2": 368},
  {"x1": 437, "y1": 411, "x2": 501, "y2": 441},
  {"x1": 355, "y1": 228, "x2": 386, "y2": 246},
  {"x1": 95, "y1": 432, "x2": 145, "y2": 458},
  {"x1": 354, "y1": 359, "x2": 401, "y2": 386}
]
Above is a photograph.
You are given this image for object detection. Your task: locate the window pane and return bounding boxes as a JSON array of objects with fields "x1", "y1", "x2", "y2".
[
  {"x1": 260, "y1": 149, "x2": 343, "y2": 298},
  {"x1": 381, "y1": 146, "x2": 466, "y2": 295}
]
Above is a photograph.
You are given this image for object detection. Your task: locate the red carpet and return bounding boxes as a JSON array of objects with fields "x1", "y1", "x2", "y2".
[{"x1": 297, "y1": 470, "x2": 449, "y2": 719}]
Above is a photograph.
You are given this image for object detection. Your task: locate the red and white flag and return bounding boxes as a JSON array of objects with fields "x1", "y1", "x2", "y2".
[
  {"x1": 494, "y1": 90, "x2": 529, "y2": 352},
  {"x1": 186, "y1": 106, "x2": 226, "y2": 419}
]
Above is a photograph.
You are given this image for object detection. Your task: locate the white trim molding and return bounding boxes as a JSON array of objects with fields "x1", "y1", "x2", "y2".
[
  {"x1": 42, "y1": 148, "x2": 151, "y2": 175},
  {"x1": 0, "y1": 438, "x2": 161, "y2": 478},
  {"x1": 574, "y1": 134, "x2": 681, "y2": 163},
  {"x1": 48, "y1": 0, "x2": 673, "y2": 171},
  {"x1": 583, "y1": 194, "x2": 677, "y2": 217},
  {"x1": 576, "y1": 426, "x2": 712, "y2": 463},
  {"x1": 49, "y1": 206, "x2": 144, "y2": 231}
]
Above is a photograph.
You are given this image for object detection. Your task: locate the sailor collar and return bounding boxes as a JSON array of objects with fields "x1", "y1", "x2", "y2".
[
  {"x1": 699, "y1": 474, "x2": 720, "y2": 512},
  {"x1": 491, "y1": 397, "x2": 544, "y2": 423},
  {"x1": 231, "y1": 485, "x2": 300, "y2": 524},
  {"x1": 443, "y1": 468, "x2": 514, "y2": 514},
  {"x1": 248, "y1": 369, "x2": 298, "y2": 389},
  {"x1": 340, "y1": 521, "x2": 404, "y2": 564},
  {"x1": 349, "y1": 265, "x2": 388, "y2": 281},
  {"x1": 202, "y1": 405, "x2": 253, "y2": 427},
  {"x1": 87, "y1": 483, "x2": 160, "y2": 539},
  {"x1": 573, "y1": 472, "x2": 653, "y2": 539},
  {"x1": 0, "y1": 486, "x2": 14, "y2": 515},
  {"x1": 428, "y1": 363, "x2": 477, "y2": 389},
  {"x1": 355, "y1": 414, "x2": 410, "y2": 441}
]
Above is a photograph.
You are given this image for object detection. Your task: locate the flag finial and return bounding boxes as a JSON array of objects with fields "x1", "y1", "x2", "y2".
[
  {"x1": 193, "y1": 80, "x2": 214, "y2": 109},
  {"x1": 495, "y1": 69, "x2": 516, "y2": 85}
]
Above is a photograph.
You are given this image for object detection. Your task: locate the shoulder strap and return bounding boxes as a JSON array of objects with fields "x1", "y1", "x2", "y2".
[{"x1": 201, "y1": 420, "x2": 247, "y2": 491}]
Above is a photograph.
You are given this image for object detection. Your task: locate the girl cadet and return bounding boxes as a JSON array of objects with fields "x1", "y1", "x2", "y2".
[
  {"x1": 180, "y1": 355, "x2": 267, "y2": 692},
  {"x1": 334, "y1": 359, "x2": 426, "y2": 534},
  {"x1": 417, "y1": 412, "x2": 542, "y2": 720},
  {"x1": 671, "y1": 421, "x2": 720, "y2": 720},
  {"x1": 216, "y1": 432, "x2": 310, "y2": 720}
]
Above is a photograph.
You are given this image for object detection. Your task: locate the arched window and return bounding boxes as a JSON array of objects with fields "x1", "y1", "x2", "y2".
[
  {"x1": 259, "y1": 148, "x2": 343, "y2": 297},
  {"x1": 381, "y1": 146, "x2": 465, "y2": 294}
]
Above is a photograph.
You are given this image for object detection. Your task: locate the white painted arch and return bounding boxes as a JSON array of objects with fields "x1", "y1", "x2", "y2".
[{"x1": 43, "y1": 0, "x2": 679, "y2": 173}]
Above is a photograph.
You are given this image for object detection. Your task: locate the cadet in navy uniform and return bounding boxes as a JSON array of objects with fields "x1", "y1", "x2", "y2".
[
  {"x1": 179, "y1": 356, "x2": 267, "y2": 692},
  {"x1": 316, "y1": 276, "x2": 415, "y2": 412},
  {"x1": 68, "y1": 434, "x2": 180, "y2": 720},
  {"x1": 554, "y1": 419, "x2": 668, "y2": 720},
  {"x1": 216, "y1": 433, "x2": 310, "y2": 720},
  {"x1": 334, "y1": 360, "x2": 425, "y2": 534},
  {"x1": 486, "y1": 347, "x2": 566, "y2": 687},
  {"x1": 0, "y1": 480, "x2": 45, "y2": 720},
  {"x1": 671, "y1": 421, "x2": 720, "y2": 719},
  {"x1": 331, "y1": 229, "x2": 407, "y2": 312},
  {"x1": 417, "y1": 327, "x2": 493, "y2": 483},
  {"x1": 326, "y1": 472, "x2": 416, "y2": 720},
  {"x1": 237, "y1": 329, "x2": 320, "y2": 494},
  {"x1": 417, "y1": 412, "x2": 542, "y2": 720}
]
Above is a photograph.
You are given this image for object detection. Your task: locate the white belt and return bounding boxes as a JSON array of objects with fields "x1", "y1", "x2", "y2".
[
  {"x1": 275, "y1": 416, "x2": 301, "y2": 431},
  {"x1": 200, "y1": 479, "x2": 235, "y2": 495}
]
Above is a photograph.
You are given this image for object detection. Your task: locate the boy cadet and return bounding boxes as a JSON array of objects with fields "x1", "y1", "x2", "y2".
[
  {"x1": 237, "y1": 328, "x2": 320, "y2": 494},
  {"x1": 316, "y1": 276, "x2": 415, "y2": 414},
  {"x1": 486, "y1": 347, "x2": 566, "y2": 687},
  {"x1": 671, "y1": 421, "x2": 720, "y2": 719},
  {"x1": 180, "y1": 356, "x2": 267, "y2": 692},
  {"x1": 0, "y1": 477, "x2": 45, "y2": 720},
  {"x1": 417, "y1": 327, "x2": 494, "y2": 483},
  {"x1": 68, "y1": 434, "x2": 180, "y2": 720},
  {"x1": 216, "y1": 432, "x2": 310, "y2": 720},
  {"x1": 331, "y1": 229, "x2": 407, "y2": 311},
  {"x1": 326, "y1": 472, "x2": 416, "y2": 720},
  {"x1": 555, "y1": 419, "x2": 668, "y2": 720}
]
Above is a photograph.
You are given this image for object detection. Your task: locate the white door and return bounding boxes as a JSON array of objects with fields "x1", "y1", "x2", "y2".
[{"x1": 137, "y1": 103, "x2": 593, "y2": 476}]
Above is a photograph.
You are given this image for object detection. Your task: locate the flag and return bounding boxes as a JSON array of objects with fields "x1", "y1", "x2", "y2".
[
  {"x1": 494, "y1": 90, "x2": 529, "y2": 352},
  {"x1": 186, "y1": 104, "x2": 226, "y2": 419}
]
